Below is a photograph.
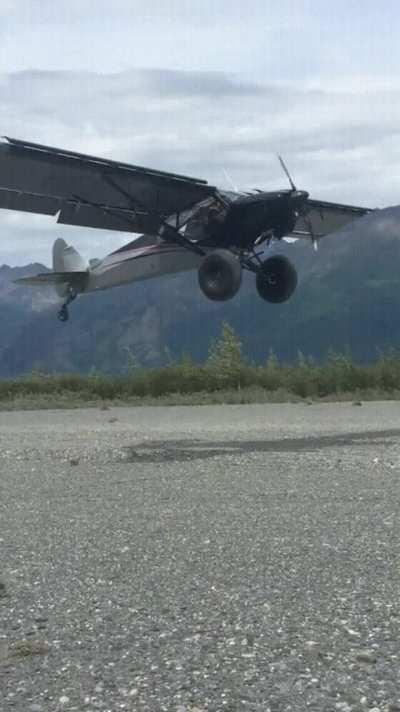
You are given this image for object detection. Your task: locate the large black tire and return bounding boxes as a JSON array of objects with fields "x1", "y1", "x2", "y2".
[
  {"x1": 198, "y1": 249, "x2": 242, "y2": 301},
  {"x1": 256, "y1": 255, "x2": 297, "y2": 303}
]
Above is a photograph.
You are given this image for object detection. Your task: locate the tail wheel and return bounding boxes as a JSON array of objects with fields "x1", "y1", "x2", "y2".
[
  {"x1": 58, "y1": 304, "x2": 69, "y2": 322},
  {"x1": 198, "y1": 249, "x2": 242, "y2": 301},
  {"x1": 256, "y1": 255, "x2": 297, "y2": 303}
]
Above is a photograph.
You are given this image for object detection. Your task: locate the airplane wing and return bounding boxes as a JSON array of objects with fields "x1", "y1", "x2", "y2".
[
  {"x1": 0, "y1": 137, "x2": 217, "y2": 234},
  {"x1": 292, "y1": 198, "x2": 374, "y2": 239}
]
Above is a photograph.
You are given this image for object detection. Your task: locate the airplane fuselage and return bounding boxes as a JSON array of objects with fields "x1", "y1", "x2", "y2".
[
  {"x1": 86, "y1": 240, "x2": 202, "y2": 293},
  {"x1": 82, "y1": 190, "x2": 310, "y2": 293}
]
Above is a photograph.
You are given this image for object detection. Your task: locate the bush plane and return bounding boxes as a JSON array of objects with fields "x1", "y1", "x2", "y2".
[{"x1": 0, "y1": 137, "x2": 373, "y2": 321}]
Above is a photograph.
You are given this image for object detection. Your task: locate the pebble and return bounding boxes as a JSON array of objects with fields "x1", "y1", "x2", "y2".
[
  {"x1": 34, "y1": 616, "x2": 48, "y2": 624},
  {"x1": 355, "y1": 650, "x2": 378, "y2": 664}
]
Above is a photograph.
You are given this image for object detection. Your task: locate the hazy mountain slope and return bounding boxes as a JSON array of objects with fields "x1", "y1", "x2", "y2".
[{"x1": 1, "y1": 206, "x2": 400, "y2": 377}]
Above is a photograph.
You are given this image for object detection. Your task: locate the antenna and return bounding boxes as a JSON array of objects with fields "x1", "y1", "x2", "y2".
[{"x1": 222, "y1": 167, "x2": 238, "y2": 193}]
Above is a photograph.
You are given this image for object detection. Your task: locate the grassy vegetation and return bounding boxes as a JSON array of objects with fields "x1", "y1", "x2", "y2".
[{"x1": 1, "y1": 323, "x2": 400, "y2": 409}]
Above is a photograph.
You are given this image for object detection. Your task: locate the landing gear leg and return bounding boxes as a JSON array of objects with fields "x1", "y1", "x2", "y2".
[{"x1": 57, "y1": 287, "x2": 77, "y2": 322}]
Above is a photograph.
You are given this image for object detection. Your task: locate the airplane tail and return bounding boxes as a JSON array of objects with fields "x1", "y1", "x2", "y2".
[{"x1": 14, "y1": 238, "x2": 89, "y2": 296}]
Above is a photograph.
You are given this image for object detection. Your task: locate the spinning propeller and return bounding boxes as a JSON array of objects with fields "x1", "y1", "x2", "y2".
[
  {"x1": 277, "y1": 155, "x2": 318, "y2": 251},
  {"x1": 278, "y1": 155, "x2": 296, "y2": 192}
]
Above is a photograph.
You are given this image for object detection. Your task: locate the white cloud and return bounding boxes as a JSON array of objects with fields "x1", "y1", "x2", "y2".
[{"x1": 1, "y1": 1, "x2": 400, "y2": 82}]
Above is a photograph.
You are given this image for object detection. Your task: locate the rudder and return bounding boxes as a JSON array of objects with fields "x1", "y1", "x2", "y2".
[{"x1": 52, "y1": 238, "x2": 87, "y2": 296}]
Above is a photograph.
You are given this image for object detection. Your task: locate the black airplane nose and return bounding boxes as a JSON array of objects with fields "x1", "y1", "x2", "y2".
[{"x1": 292, "y1": 190, "x2": 309, "y2": 201}]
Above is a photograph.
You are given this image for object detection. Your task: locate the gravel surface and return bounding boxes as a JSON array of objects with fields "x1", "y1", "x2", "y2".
[{"x1": 0, "y1": 402, "x2": 400, "y2": 711}]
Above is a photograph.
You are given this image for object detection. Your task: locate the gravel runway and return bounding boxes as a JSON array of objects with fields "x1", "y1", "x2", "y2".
[{"x1": 1, "y1": 403, "x2": 400, "y2": 711}]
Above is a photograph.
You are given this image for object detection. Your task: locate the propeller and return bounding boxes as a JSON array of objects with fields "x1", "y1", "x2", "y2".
[
  {"x1": 277, "y1": 155, "x2": 296, "y2": 191},
  {"x1": 303, "y1": 211, "x2": 318, "y2": 252},
  {"x1": 277, "y1": 155, "x2": 318, "y2": 251}
]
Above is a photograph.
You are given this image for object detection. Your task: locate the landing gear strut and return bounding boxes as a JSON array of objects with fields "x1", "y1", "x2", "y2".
[{"x1": 57, "y1": 287, "x2": 77, "y2": 322}]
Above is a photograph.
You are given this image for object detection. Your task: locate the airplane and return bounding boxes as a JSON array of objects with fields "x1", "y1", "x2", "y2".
[{"x1": 0, "y1": 136, "x2": 374, "y2": 321}]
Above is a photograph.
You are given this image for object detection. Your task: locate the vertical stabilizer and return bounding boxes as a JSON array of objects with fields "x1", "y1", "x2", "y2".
[
  {"x1": 52, "y1": 238, "x2": 87, "y2": 296},
  {"x1": 53, "y1": 237, "x2": 87, "y2": 272}
]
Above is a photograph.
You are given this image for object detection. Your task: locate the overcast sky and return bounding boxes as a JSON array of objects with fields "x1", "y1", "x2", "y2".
[{"x1": 1, "y1": 0, "x2": 400, "y2": 265}]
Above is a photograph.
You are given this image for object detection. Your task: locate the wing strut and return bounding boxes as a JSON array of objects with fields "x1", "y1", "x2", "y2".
[
  {"x1": 102, "y1": 173, "x2": 210, "y2": 255},
  {"x1": 72, "y1": 188, "x2": 207, "y2": 257}
]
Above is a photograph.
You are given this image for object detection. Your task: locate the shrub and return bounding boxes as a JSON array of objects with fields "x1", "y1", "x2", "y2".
[
  {"x1": 2, "y1": 321, "x2": 400, "y2": 403},
  {"x1": 205, "y1": 322, "x2": 248, "y2": 389}
]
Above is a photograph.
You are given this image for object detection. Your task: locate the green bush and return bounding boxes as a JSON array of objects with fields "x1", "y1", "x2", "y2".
[
  {"x1": 374, "y1": 350, "x2": 400, "y2": 391},
  {"x1": 2, "y1": 322, "x2": 400, "y2": 404}
]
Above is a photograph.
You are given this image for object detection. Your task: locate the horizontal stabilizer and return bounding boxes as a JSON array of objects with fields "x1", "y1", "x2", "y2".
[{"x1": 14, "y1": 271, "x2": 88, "y2": 288}]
